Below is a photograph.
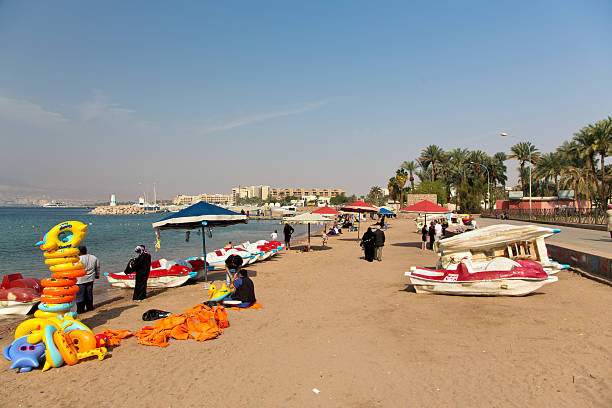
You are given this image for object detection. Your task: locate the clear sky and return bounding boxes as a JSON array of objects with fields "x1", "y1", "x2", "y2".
[{"x1": 1, "y1": 1, "x2": 611, "y2": 201}]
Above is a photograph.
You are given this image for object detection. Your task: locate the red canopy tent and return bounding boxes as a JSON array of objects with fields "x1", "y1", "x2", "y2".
[
  {"x1": 400, "y1": 199, "x2": 449, "y2": 225},
  {"x1": 312, "y1": 206, "x2": 342, "y2": 216},
  {"x1": 340, "y1": 201, "x2": 379, "y2": 236}
]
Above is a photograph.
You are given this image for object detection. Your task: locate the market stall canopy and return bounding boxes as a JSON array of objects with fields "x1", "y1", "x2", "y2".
[
  {"x1": 312, "y1": 206, "x2": 342, "y2": 216},
  {"x1": 378, "y1": 207, "x2": 395, "y2": 215},
  {"x1": 340, "y1": 201, "x2": 379, "y2": 213},
  {"x1": 400, "y1": 200, "x2": 449, "y2": 214},
  {"x1": 152, "y1": 202, "x2": 247, "y2": 230},
  {"x1": 281, "y1": 212, "x2": 333, "y2": 224}
]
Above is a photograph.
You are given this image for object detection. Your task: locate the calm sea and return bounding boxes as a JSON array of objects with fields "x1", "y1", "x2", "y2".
[{"x1": 0, "y1": 207, "x2": 306, "y2": 281}]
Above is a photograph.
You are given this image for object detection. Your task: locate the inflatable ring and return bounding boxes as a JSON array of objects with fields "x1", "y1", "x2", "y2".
[
  {"x1": 53, "y1": 330, "x2": 79, "y2": 365},
  {"x1": 36, "y1": 221, "x2": 88, "y2": 252},
  {"x1": 51, "y1": 270, "x2": 85, "y2": 280},
  {"x1": 43, "y1": 286, "x2": 79, "y2": 296},
  {"x1": 41, "y1": 278, "x2": 77, "y2": 287},
  {"x1": 40, "y1": 294, "x2": 76, "y2": 304},
  {"x1": 14, "y1": 318, "x2": 48, "y2": 339},
  {"x1": 43, "y1": 248, "x2": 80, "y2": 259},
  {"x1": 61, "y1": 318, "x2": 92, "y2": 333},
  {"x1": 24, "y1": 317, "x2": 64, "y2": 344},
  {"x1": 66, "y1": 330, "x2": 97, "y2": 353},
  {"x1": 49, "y1": 262, "x2": 84, "y2": 272},
  {"x1": 38, "y1": 301, "x2": 75, "y2": 312},
  {"x1": 34, "y1": 309, "x2": 62, "y2": 319},
  {"x1": 41, "y1": 325, "x2": 64, "y2": 372},
  {"x1": 45, "y1": 256, "x2": 80, "y2": 266}
]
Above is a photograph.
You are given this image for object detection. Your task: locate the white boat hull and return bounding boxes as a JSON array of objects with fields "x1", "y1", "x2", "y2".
[
  {"x1": 0, "y1": 300, "x2": 38, "y2": 315},
  {"x1": 405, "y1": 272, "x2": 558, "y2": 296},
  {"x1": 105, "y1": 274, "x2": 192, "y2": 289}
]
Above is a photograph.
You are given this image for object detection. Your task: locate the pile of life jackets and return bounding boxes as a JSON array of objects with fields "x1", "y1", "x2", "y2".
[{"x1": 134, "y1": 303, "x2": 229, "y2": 348}]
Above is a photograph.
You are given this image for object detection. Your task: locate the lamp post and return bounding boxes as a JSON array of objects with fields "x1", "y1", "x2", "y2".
[
  {"x1": 501, "y1": 132, "x2": 531, "y2": 219},
  {"x1": 469, "y1": 162, "x2": 490, "y2": 210}
]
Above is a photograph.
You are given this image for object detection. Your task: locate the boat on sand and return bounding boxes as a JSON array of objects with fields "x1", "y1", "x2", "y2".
[
  {"x1": 405, "y1": 258, "x2": 558, "y2": 296},
  {"x1": 0, "y1": 274, "x2": 42, "y2": 315}
]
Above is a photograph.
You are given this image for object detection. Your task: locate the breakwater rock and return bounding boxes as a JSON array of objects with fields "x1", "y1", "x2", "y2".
[{"x1": 89, "y1": 205, "x2": 148, "y2": 215}]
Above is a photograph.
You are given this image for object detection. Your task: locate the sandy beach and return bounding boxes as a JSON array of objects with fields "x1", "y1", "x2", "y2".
[{"x1": 1, "y1": 217, "x2": 611, "y2": 407}]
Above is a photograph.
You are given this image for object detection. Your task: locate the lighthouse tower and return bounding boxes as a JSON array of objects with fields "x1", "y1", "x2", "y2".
[{"x1": 110, "y1": 194, "x2": 116, "y2": 207}]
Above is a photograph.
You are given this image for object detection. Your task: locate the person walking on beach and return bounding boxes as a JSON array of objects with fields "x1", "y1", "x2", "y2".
[
  {"x1": 373, "y1": 226, "x2": 385, "y2": 261},
  {"x1": 607, "y1": 205, "x2": 612, "y2": 241},
  {"x1": 322, "y1": 230, "x2": 328, "y2": 247},
  {"x1": 361, "y1": 227, "x2": 376, "y2": 262},
  {"x1": 271, "y1": 230, "x2": 278, "y2": 241},
  {"x1": 428, "y1": 222, "x2": 436, "y2": 250},
  {"x1": 124, "y1": 245, "x2": 151, "y2": 301},
  {"x1": 283, "y1": 223, "x2": 294, "y2": 250},
  {"x1": 421, "y1": 224, "x2": 428, "y2": 250},
  {"x1": 76, "y1": 245, "x2": 99, "y2": 313}
]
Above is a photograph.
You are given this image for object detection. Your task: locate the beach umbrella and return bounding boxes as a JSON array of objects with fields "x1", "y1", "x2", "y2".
[
  {"x1": 152, "y1": 201, "x2": 247, "y2": 280},
  {"x1": 399, "y1": 199, "x2": 449, "y2": 225},
  {"x1": 340, "y1": 201, "x2": 379, "y2": 237},
  {"x1": 281, "y1": 212, "x2": 331, "y2": 251},
  {"x1": 312, "y1": 206, "x2": 342, "y2": 217},
  {"x1": 378, "y1": 207, "x2": 395, "y2": 215}
]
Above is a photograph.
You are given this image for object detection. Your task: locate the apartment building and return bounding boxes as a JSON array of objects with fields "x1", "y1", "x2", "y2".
[
  {"x1": 172, "y1": 193, "x2": 233, "y2": 206},
  {"x1": 268, "y1": 188, "x2": 345, "y2": 200},
  {"x1": 232, "y1": 185, "x2": 270, "y2": 201}
]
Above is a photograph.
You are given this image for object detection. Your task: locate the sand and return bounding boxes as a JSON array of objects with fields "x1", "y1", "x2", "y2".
[{"x1": 1, "y1": 217, "x2": 611, "y2": 407}]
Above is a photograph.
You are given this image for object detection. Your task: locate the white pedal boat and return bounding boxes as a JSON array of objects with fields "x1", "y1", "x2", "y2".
[
  {"x1": 406, "y1": 258, "x2": 557, "y2": 296},
  {"x1": 435, "y1": 224, "x2": 568, "y2": 274}
]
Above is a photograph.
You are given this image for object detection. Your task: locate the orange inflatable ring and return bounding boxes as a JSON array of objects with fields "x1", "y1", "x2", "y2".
[
  {"x1": 41, "y1": 278, "x2": 77, "y2": 287},
  {"x1": 66, "y1": 330, "x2": 97, "y2": 353},
  {"x1": 45, "y1": 256, "x2": 80, "y2": 266},
  {"x1": 53, "y1": 331, "x2": 79, "y2": 365},
  {"x1": 43, "y1": 286, "x2": 79, "y2": 296},
  {"x1": 43, "y1": 248, "x2": 80, "y2": 259},
  {"x1": 52, "y1": 270, "x2": 85, "y2": 280},
  {"x1": 40, "y1": 294, "x2": 76, "y2": 304},
  {"x1": 49, "y1": 262, "x2": 84, "y2": 272}
]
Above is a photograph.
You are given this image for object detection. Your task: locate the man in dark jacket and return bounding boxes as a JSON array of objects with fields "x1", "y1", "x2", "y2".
[
  {"x1": 230, "y1": 269, "x2": 256, "y2": 308},
  {"x1": 373, "y1": 226, "x2": 386, "y2": 261}
]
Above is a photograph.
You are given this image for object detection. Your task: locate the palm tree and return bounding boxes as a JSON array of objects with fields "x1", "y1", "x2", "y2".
[
  {"x1": 508, "y1": 142, "x2": 540, "y2": 194},
  {"x1": 590, "y1": 117, "x2": 612, "y2": 207},
  {"x1": 535, "y1": 152, "x2": 565, "y2": 196},
  {"x1": 395, "y1": 168, "x2": 408, "y2": 207},
  {"x1": 419, "y1": 145, "x2": 445, "y2": 182},
  {"x1": 401, "y1": 160, "x2": 417, "y2": 190},
  {"x1": 387, "y1": 177, "x2": 400, "y2": 203}
]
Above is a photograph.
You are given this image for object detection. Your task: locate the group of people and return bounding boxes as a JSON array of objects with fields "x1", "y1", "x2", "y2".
[
  {"x1": 360, "y1": 226, "x2": 386, "y2": 262},
  {"x1": 421, "y1": 220, "x2": 447, "y2": 250}
]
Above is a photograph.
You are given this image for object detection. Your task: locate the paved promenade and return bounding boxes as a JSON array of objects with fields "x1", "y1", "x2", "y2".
[{"x1": 477, "y1": 216, "x2": 611, "y2": 258}]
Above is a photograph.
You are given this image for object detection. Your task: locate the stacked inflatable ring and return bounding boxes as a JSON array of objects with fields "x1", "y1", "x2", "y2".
[{"x1": 36, "y1": 221, "x2": 88, "y2": 315}]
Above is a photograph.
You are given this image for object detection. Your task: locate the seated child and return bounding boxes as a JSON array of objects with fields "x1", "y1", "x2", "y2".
[{"x1": 230, "y1": 269, "x2": 256, "y2": 308}]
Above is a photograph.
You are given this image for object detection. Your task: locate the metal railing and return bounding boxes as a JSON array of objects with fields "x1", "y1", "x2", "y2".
[{"x1": 482, "y1": 208, "x2": 607, "y2": 225}]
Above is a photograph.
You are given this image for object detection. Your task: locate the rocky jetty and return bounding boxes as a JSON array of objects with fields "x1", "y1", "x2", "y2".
[{"x1": 89, "y1": 205, "x2": 148, "y2": 215}]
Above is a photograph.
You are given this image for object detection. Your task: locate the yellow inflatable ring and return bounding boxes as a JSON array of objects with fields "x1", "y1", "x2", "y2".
[
  {"x1": 49, "y1": 262, "x2": 84, "y2": 272},
  {"x1": 33, "y1": 310, "x2": 62, "y2": 319},
  {"x1": 45, "y1": 256, "x2": 80, "y2": 266},
  {"x1": 36, "y1": 221, "x2": 88, "y2": 251},
  {"x1": 43, "y1": 248, "x2": 80, "y2": 259}
]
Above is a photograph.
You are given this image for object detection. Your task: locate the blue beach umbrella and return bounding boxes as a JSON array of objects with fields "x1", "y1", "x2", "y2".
[
  {"x1": 378, "y1": 208, "x2": 395, "y2": 215},
  {"x1": 152, "y1": 202, "x2": 247, "y2": 280}
]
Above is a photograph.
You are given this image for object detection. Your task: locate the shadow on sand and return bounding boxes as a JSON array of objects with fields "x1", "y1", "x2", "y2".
[
  {"x1": 290, "y1": 245, "x2": 333, "y2": 252},
  {"x1": 391, "y1": 242, "x2": 425, "y2": 249},
  {"x1": 81, "y1": 304, "x2": 138, "y2": 328}
]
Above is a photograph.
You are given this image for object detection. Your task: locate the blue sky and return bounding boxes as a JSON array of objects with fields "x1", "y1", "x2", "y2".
[{"x1": 1, "y1": 1, "x2": 611, "y2": 201}]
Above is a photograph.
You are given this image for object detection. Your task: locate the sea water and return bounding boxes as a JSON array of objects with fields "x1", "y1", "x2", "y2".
[{"x1": 0, "y1": 207, "x2": 307, "y2": 281}]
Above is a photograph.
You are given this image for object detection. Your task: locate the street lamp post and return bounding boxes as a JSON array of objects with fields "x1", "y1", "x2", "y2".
[
  {"x1": 501, "y1": 132, "x2": 532, "y2": 219},
  {"x1": 469, "y1": 162, "x2": 490, "y2": 210}
]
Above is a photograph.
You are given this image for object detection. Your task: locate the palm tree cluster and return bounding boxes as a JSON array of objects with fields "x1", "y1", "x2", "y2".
[
  {"x1": 535, "y1": 116, "x2": 612, "y2": 208},
  {"x1": 379, "y1": 116, "x2": 611, "y2": 212}
]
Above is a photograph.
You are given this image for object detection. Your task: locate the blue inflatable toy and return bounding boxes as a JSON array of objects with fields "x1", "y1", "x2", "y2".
[{"x1": 3, "y1": 335, "x2": 46, "y2": 373}]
